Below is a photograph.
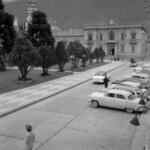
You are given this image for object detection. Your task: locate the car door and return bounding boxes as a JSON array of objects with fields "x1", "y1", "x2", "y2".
[
  {"x1": 115, "y1": 94, "x2": 126, "y2": 109},
  {"x1": 104, "y1": 92, "x2": 115, "y2": 108}
]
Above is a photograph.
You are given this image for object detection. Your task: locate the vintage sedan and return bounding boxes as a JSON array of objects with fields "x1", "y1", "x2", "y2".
[
  {"x1": 88, "y1": 89, "x2": 146, "y2": 113},
  {"x1": 92, "y1": 71, "x2": 110, "y2": 83},
  {"x1": 131, "y1": 72, "x2": 150, "y2": 83},
  {"x1": 110, "y1": 84, "x2": 149, "y2": 101}
]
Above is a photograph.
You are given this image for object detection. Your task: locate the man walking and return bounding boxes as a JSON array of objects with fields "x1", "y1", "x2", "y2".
[
  {"x1": 103, "y1": 74, "x2": 109, "y2": 88},
  {"x1": 24, "y1": 125, "x2": 35, "y2": 150}
]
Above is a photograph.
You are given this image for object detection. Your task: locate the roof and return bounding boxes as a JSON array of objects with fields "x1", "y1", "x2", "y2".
[
  {"x1": 132, "y1": 73, "x2": 149, "y2": 77},
  {"x1": 95, "y1": 71, "x2": 106, "y2": 76},
  {"x1": 108, "y1": 89, "x2": 131, "y2": 95},
  {"x1": 121, "y1": 81, "x2": 140, "y2": 86},
  {"x1": 112, "y1": 84, "x2": 139, "y2": 90}
]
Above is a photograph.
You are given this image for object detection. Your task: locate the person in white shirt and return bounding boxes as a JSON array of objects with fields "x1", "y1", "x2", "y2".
[{"x1": 24, "y1": 125, "x2": 35, "y2": 150}]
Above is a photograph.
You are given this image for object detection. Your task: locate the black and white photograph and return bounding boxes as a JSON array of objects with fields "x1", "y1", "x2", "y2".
[{"x1": 0, "y1": 0, "x2": 150, "y2": 149}]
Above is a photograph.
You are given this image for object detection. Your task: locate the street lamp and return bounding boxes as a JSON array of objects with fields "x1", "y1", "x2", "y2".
[
  {"x1": 70, "y1": 55, "x2": 74, "y2": 74},
  {"x1": 82, "y1": 54, "x2": 86, "y2": 71},
  {"x1": 130, "y1": 94, "x2": 148, "y2": 126},
  {"x1": 130, "y1": 105, "x2": 149, "y2": 126}
]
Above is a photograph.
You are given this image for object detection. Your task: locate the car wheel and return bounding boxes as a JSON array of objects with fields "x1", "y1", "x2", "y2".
[
  {"x1": 92, "y1": 100, "x2": 99, "y2": 108},
  {"x1": 125, "y1": 108, "x2": 134, "y2": 113}
]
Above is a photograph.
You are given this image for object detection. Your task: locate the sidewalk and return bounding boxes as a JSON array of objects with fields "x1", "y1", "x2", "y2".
[{"x1": 0, "y1": 61, "x2": 127, "y2": 118}]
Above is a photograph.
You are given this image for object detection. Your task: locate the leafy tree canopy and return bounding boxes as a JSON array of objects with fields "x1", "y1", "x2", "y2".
[
  {"x1": 27, "y1": 11, "x2": 55, "y2": 49},
  {"x1": 37, "y1": 45, "x2": 56, "y2": 76},
  {"x1": 55, "y1": 41, "x2": 68, "y2": 71},
  {"x1": 9, "y1": 36, "x2": 40, "y2": 80}
]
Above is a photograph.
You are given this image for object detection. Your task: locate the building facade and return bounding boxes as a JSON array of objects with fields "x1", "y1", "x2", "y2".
[
  {"x1": 54, "y1": 20, "x2": 148, "y2": 60},
  {"x1": 26, "y1": 0, "x2": 38, "y2": 28}
]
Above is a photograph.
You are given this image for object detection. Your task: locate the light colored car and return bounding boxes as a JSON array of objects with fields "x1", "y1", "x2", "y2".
[
  {"x1": 92, "y1": 71, "x2": 110, "y2": 84},
  {"x1": 131, "y1": 72, "x2": 150, "y2": 83},
  {"x1": 112, "y1": 77, "x2": 148, "y2": 89},
  {"x1": 142, "y1": 64, "x2": 150, "y2": 71},
  {"x1": 88, "y1": 89, "x2": 146, "y2": 113},
  {"x1": 130, "y1": 62, "x2": 138, "y2": 67},
  {"x1": 110, "y1": 84, "x2": 149, "y2": 101},
  {"x1": 120, "y1": 81, "x2": 146, "y2": 91}
]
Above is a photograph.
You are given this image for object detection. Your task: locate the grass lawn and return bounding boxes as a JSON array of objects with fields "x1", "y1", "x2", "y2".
[{"x1": 0, "y1": 61, "x2": 108, "y2": 94}]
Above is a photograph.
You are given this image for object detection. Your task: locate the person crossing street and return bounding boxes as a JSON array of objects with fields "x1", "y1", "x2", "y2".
[{"x1": 103, "y1": 74, "x2": 109, "y2": 88}]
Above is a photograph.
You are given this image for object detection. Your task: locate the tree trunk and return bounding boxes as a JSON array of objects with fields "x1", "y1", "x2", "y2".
[
  {"x1": 58, "y1": 62, "x2": 64, "y2": 72},
  {"x1": 0, "y1": 56, "x2": 6, "y2": 72},
  {"x1": 18, "y1": 67, "x2": 28, "y2": 81},
  {"x1": 41, "y1": 66, "x2": 49, "y2": 76},
  {"x1": 89, "y1": 58, "x2": 93, "y2": 64}
]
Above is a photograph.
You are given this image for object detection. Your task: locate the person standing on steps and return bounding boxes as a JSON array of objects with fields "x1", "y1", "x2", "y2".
[
  {"x1": 103, "y1": 74, "x2": 109, "y2": 88},
  {"x1": 24, "y1": 125, "x2": 35, "y2": 150}
]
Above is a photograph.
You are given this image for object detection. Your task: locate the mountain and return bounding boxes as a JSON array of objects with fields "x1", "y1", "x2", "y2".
[{"x1": 3, "y1": 0, "x2": 150, "y2": 30}]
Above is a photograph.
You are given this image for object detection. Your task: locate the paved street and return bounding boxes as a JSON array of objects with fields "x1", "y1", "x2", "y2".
[
  {"x1": 0, "y1": 61, "x2": 150, "y2": 150},
  {"x1": 0, "y1": 61, "x2": 126, "y2": 117}
]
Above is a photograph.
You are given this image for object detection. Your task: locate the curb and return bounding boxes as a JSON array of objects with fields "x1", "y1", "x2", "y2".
[{"x1": 0, "y1": 62, "x2": 127, "y2": 118}]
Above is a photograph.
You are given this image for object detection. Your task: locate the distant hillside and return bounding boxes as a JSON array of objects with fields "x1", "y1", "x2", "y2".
[{"x1": 4, "y1": 0, "x2": 150, "y2": 31}]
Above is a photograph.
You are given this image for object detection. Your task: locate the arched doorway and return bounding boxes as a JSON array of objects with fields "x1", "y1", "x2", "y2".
[{"x1": 107, "y1": 43, "x2": 115, "y2": 56}]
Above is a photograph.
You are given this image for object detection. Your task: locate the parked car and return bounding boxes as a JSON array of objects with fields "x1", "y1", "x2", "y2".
[
  {"x1": 130, "y1": 62, "x2": 138, "y2": 67},
  {"x1": 109, "y1": 84, "x2": 149, "y2": 101},
  {"x1": 142, "y1": 64, "x2": 150, "y2": 71},
  {"x1": 92, "y1": 71, "x2": 110, "y2": 84},
  {"x1": 120, "y1": 81, "x2": 146, "y2": 91},
  {"x1": 88, "y1": 89, "x2": 146, "y2": 113},
  {"x1": 130, "y1": 58, "x2": 138, "y2": 67},
  {"x1": 131, "y1": 72, "x2": 150, "y2": 83}
]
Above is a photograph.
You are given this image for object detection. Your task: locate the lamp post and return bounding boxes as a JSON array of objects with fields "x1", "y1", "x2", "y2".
[
  {"x1": 130, "y1": 105, "x2": 150, "y2": 126},
  {"x1": 130, "y1": 94, "x2": 148, "y2": 126},
  {"x1": 82, "y1": 54, "x2": 86, "y2": 71},
  {"x1": 70, "y1": 55, "x2": 74, "y2": 74}
]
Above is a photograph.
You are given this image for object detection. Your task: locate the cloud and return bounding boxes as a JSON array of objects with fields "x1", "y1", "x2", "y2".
[{"x1": 3, "y1": 0, "x2": 20, "y2": 3}]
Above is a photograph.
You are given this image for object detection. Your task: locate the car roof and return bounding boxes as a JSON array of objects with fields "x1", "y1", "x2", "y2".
[
  {"x1": 95, "y1": 71, "x2": 106, "y2": 75},
  {"x1": 121, "y1": 81, "x2": 140, "y2": 86},
  {"x1": 109, "y1": 89, "x2": 131, "y2": 95},
  {"x1": 132, "y1": 73, "x2": 149, "y2": 77},
  {"x1": 112, "y1": 84, "x2": 138, "y2": 90}
]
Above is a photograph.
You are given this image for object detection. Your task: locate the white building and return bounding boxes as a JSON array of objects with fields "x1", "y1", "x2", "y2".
[{"x1": 54, "y1": 20, "x2": 148, "y2": 60}]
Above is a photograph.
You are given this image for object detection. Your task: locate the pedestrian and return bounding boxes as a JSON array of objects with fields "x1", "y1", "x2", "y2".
[
  {"x1": 24, "y1": 125, "x2": 35, "y2": 150},
  {"x1": 103, "y1": 74, "x2": 109, "y2": 88}
]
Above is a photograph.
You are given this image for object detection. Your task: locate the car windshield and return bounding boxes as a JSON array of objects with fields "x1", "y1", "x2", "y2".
[
  {"x1": 95, "y1": 72, "x2": 106, "y2": 76},
  {"x1": 128, "y1": 94, "x2": 136, "y2": 100}
]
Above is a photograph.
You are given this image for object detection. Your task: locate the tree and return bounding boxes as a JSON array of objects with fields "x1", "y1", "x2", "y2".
[
  {"x1": 55, "y1": 41, "x2": 68, "y2": 72},
  {"x1": 93, "y1": 47, "x2": 100, "y2": 63},
  {"x1": 99, "y1": 47, "x2": 105, "y2": 62},
  {"x1": 67, "y1": 41, "x2": 82, "y2": 68},
  {"x1": 27, "y1": 11, "x2": 55, "y2": 49},
  {"x1": 0, "y1": 0, "x2": 16, "y2": 71},
  {"x1": 37, "y1": 45, "x2": 56, "y2": 76},
  {"x1": 8, "y1": 35, "x2": 40, "y2": 81},
  {"x1": 79, "y1": 47, "x2": 88, "y2": 67}
]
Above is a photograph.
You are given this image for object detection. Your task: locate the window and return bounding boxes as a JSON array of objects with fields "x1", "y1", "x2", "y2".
[
  {"x1": 109, "y1": 31, "x2": 115, "y2": 40},
  {"x1": 121, "y1": 33, "x2": 125, "y2": 40},
  {"x1": 142, "y1": 33, "x2": 145, "y2": 40},
  {"x1": 131, "y1": 32, "x2": 136, "y2": 40},
  {"x1": 88, "y1": 33, "x2": 93, "y2": 41},
  {"x1": 100, "y1": 33, "x2": 103, "y2": 41},
  {"x1": 131, "y1": 45, "x2": 135, "y2": 53},
  {"x1": 121, "y1": 44, "x2": 124, "y2": 53},
  {"x1": 128, "y1": 94, "x2": 136, "y2": 100},
  {"x1": 107, "y1": 93, "x2": 115, "y2": 98},
  {"x1": 116, "y1": 94, "x2": 125, "y2": 99}
]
